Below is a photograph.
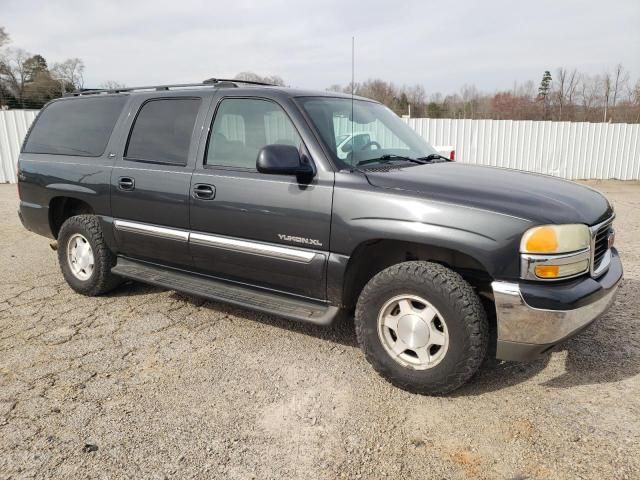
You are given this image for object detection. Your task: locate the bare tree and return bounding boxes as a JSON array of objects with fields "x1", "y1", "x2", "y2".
[
  {"x1": 99, "y1": 80, "x2": 126, "y2": 90},
  {"x1": 610, "y1": 64, "x2": 629, "y2": 122},
  {"x1": 406, "y1": 84, "x2": 426, "y2": 104},
  {"x1": 0, "y1": 48, "x2": 32, "y2": 107},
  {"x1": 553, "y1": 68, "x2": 579, "y2": 120},
  {"x1": 360, "y1": 79, "x2": 397, "y2": 105},
  {"x1": 234, "y1": 72, "x2": 285, "y2": 86},
  {"x1": 0, "y1": 26, "x2": 9, "y2": 48},
  {"x1": 634, "y1": 80, "x2": 640, "y2": 122},
  {"x1": 554, "y1": 68, "x2": 568, "y2": 120},
  {"x1": 51, "y1": 58, "x2": 85, "y2": 92},
  {"x1": 602, "y1": 72, "x2": 612, "y2": 122},
  {"x1": 565, "y1": 69, "x2": 580, "y2": 119},
  {"x1": 459, "y1": 84, "x2": 480, "y2": 118},
  {"x1": 326, "y1": 83, "x2": 346, "y2": 93}
]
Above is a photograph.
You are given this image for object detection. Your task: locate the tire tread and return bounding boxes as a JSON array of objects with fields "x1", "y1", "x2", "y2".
[
  {"x1": 57, "y1": 215, "x2": 121, "y2": 296},
  {"x1": 355, "y1": 261, "x2": 488, "y2": 394}
]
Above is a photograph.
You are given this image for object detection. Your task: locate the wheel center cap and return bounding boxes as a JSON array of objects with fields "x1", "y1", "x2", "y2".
[
  {"x1": 78, "y1": 253, "x2": 89, "y2": 269},
  {"x1": 397, "y1": 314, "x2": 429, "y2": 348}
]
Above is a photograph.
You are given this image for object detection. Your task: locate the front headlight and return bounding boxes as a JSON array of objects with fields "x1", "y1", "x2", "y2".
[
  {"x1": 521, "y1": 224, "x2": 590, "y2": 254},
  {"x1": 520, "y1": 224, "x2": 591, "y2": 280}
]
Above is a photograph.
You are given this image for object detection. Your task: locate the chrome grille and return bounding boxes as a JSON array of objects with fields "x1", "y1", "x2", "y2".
[
  {"x1": 590, "y1": 217, "x2": 614, "y2": 277},
  {"x1": 593, "y1": 226, "x2": 611, "y2": 270}
]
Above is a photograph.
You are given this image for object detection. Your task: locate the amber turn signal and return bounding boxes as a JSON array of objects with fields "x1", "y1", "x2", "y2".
[{"x1": 534, "y1": 265, "x2": 561, "y2": 278}]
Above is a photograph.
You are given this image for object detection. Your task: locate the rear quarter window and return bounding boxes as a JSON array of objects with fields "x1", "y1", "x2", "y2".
[{"x1": 23, "y1": 96, "x2": 127, "y2": 157}]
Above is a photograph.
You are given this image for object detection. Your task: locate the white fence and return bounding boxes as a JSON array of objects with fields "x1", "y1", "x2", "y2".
[
  {"x1": 0, "y1": 110, "x2": 38, "y2": 183},
  {"x1": 405, "y1": 118, "x2": 640, "y2": 180},
  {"x1": 1, "y1": 110, "x2": 639, "y2": 182}
]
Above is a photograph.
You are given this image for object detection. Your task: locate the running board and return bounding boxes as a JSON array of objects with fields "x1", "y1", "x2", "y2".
[{"x1": 111, "y1": 257, "x2": 339, "y2": 325}]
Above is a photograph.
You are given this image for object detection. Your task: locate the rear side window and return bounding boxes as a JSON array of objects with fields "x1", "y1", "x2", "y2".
[
  {"x1": 23, "y1": 96, "x2": 127, "y2": 157},
  {"x1": 125, "y1": 98, "x2": 201, "y2": 165}
]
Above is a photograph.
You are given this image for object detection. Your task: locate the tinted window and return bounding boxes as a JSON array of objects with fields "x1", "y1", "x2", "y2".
[
  {"x1": 23, "y1": 96, "x2": 127, "y2": 157},
  {"x1": 206, "y1": 98, "x2": 301, "y2": 169},
  {"x1": 126, "y1": 98, "x2": 201, "y2": 165}
]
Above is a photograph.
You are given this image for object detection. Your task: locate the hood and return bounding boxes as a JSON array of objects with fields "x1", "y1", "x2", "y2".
[{"x1": 364, "y1": 163, "x2": 612, "y2": 225}]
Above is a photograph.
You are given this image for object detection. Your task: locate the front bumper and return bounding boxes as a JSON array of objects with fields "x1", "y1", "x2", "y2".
[{"x1": 492, "y1": 248, "x2": 623, "y2": 361}]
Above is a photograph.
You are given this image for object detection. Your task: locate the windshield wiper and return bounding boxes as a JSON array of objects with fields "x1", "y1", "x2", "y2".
[
  {"x1": 355, "y1": 154, "x2": 426, "y2": 167},
  {"x1": 416, "y1": 153, "x2": 451, "y2": 162}
]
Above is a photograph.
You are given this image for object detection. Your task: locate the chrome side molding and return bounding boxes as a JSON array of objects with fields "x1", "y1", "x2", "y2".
[
  {"x1": 190, "y1": 232, "x2": 316, "y2": 263},
  {"x1": 114, "y1": 219, "x2": 189, "y2": 242},
  {"x1": 113, "y1": 219, "x2": 317, "y2": 264}
]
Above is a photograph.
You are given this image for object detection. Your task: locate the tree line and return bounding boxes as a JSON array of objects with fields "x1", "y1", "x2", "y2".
[
  {"x1": 2, "y1": 25, "x2": 639, "y2": 123},
  {"x1": 0, "y1": 26, "x2": 123, "y2": 109},
  {"x1": 328, "y1": 66, "x2": 640, "y2": 123}
]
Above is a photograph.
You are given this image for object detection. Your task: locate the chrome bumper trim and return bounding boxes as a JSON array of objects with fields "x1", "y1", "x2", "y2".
[{"x1": 491, "y1": 279, "x2": 620, "y2": 345}]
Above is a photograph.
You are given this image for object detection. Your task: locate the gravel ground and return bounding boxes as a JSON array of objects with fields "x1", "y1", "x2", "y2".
[{"x1": 1, "y1": 180, "x2": 639, "y2": 480}]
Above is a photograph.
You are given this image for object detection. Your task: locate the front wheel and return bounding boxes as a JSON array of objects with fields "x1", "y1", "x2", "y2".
[
  {"x1": 355, "y1": 261, "x2": 488, "y2": 394},
  {"x1": 57, "y1": 215, "x2": 121, "y2": 296}
]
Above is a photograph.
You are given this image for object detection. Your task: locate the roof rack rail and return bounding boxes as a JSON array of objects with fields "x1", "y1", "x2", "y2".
[
  {"x1": 203, "y1": 77, "x2": 275, "y2": 86},
  {"x1": 65, "y1": 78, "x2": 276, "y2": 97}
]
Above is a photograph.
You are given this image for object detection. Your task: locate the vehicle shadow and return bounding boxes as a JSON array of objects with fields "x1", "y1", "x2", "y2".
[
  {"x1": 172, "y1": 289, "x2": 360, "y2": 349},
  {"x1": 451, "y1": 357, "x2": 552, "y2": 397},
  {"x1": 109, "y1": 278, "x2": 638, "y2": 392},
  {"x1": 539, "y1": 278, "x2": 639, "y2": 389},
  {"x1": 455, "y1": 278, "x2": 639, "y2": 395}
]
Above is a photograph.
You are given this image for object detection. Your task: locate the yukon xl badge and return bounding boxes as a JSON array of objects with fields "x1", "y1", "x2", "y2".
[{"x1": 278, "y1": 234, "x2": 323, "y2": 247}]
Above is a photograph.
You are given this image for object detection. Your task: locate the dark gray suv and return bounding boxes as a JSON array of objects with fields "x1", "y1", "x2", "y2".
[{"x1": 17, "y1": 79, "x2": 622, "y2": 393}]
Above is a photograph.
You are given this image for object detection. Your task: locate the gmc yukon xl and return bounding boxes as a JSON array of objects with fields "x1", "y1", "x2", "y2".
[{"x1": 17, "y1": 79, "x2": 623, "y2": 393}]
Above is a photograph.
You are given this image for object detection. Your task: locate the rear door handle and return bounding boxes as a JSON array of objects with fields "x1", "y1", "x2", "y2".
[
  {"x1": 118, "y1": 177, "x2": 135, "y2": 191},
  {"x1": 192, "y1": 183, "x2": 215, "y2": 200}
]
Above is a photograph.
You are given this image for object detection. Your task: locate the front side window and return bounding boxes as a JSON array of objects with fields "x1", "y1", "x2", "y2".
[
  {"x1": 298, "y1": 97, "x2": 437, "y2": 168},
  {"x1": 206, "y1": 98, "x2": 302, "y2": 170},
  {"x1": 126, "y1": 98, "x2": 201, "y2": 165},
  {"x1": 23, "y1": 96, "x2": 127, "y2": 157}
]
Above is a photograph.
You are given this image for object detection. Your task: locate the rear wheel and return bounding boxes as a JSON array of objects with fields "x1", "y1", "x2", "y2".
[
  {"x1": 355, "y1": 261, "x2": 488, "y2": 394},
  {"x1": 57, "y1": 215, "x2": 121, "y2": 296}
]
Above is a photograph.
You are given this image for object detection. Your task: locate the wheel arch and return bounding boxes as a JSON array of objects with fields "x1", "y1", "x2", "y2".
[
  {"x1": 49, "y1": 196, "x2": 95, "y2": 239},
  {"x1": 340, "y1": 239, "x2": 494, "y2": 309}
]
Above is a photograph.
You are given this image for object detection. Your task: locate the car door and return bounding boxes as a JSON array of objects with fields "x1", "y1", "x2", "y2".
[
  {"x1": 110, "y1": 94, "x2": 209, "y2": 268},
  {"x1": 189, "y1": 95, "x2": 334, "y2": 299}
]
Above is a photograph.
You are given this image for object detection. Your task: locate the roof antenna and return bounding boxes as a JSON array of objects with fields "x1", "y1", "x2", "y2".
[{"x1": 351, "y1": 36, "x2": 355, "y2": 166}]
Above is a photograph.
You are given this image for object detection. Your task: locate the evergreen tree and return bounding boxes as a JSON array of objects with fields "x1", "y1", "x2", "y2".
[
  {"x1": 24, "y1": 54, "x2": 48, "y2": 82},
  {"x1": 538, "y1": 70, "x2": 552, "y2": 119},
  {"x1": 538, "y1": 70, "x2": 552, "y2": 99}
]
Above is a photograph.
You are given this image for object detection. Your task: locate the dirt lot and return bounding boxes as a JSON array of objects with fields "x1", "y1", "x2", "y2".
[{"x1": 0, "y1": 181, "x2": 639, "y2": 479}]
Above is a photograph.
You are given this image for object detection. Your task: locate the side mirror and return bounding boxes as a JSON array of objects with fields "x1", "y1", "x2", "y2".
[{"x1": 256, "y1": 144, "x2": 315, "y2": 179}]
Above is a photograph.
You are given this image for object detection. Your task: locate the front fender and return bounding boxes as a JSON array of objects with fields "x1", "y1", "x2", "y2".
[{"x1": 330, "y1": 174, "x2": 532, "y2": 279}]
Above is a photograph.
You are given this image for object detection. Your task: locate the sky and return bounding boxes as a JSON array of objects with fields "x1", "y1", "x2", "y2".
[{"x1": 2, "y1": 0, "x2": 639, "y2": 94}]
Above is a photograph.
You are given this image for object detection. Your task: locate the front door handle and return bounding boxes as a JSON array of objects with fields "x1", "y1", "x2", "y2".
[
  {"x1": 192, "y1": 183, "x2": 216, "y2": 200},
  {"x1": 118, "y1": 177, "x2": 135, "y2": 191}
]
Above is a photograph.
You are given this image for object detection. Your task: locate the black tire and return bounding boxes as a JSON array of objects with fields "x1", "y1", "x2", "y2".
[
  {"x1": 355, "y1": 261, "x2": 488, "y2": 394},
  {"x1": 57, "y1": 215, "x2": 121, "y2": 296}
]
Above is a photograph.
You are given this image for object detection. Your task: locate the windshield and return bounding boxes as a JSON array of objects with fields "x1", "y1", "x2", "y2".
[{"x1": 298, "y1": 97, "x2": 438, "y2": 168}]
